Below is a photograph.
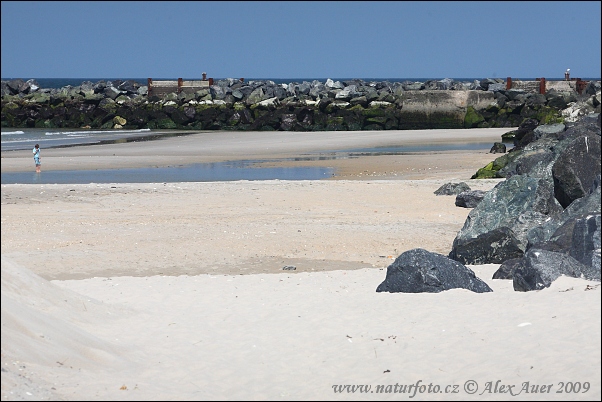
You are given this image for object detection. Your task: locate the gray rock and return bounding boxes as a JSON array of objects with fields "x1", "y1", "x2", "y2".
[
  {"x1": 280, "y1": 114, "x2": 299, "y2": 131},
  {"x1": 527, "y1": 176, "x2": 600, "y2": 247},
  {"x1": 402, "y1": 81, "x2": 425, "y2": 90},
  {"x1": 492, "y1": 258, "x2": 523, "y2": 280},
  {"x1": 449, "y1": 226, "x2": 525, "y2": 265},
  {"x1": 19, "y1": 79, "x2": 40, "y2": 94},
  {"x1": 533, "y1": 123, "x2": 566, "y2": 140},
  {"x1": 488, "y1": 83, "x2": 506, "y2": 92},
  {"x1": 525, "y1": 93, "x2": 547, "y2": 107},
  {"x1": 490, "y1": 142, "x2": 506, "y2": 154},
  {"x1": 513, "y1": 118, "x2": 539, "y2": 147},
  {"x1": 570, "y1": 213, "x2": 601, "y2": 275},
  {"x1": 210, "y1": 85, "x2": 229, "y2": 101},
  {"x1": 449, "y1": 175, "x2": 563, "y2": 264},
  {"x1": 298, "y1": 82, "x2": 311, "y2": 96},
  {"x1": 529, "y1": 216, "x2": 579, "y2": 253},
  {"x1": 325, "y1": 79, "x2": 344, "y2": 89},
  {"x1": 103, "y1": 86, "x2": 121, "y2": 100},
  {"x1": 272, "y1": 86, "x2": 287, "y2": 100},
  {"x1": 245, "y1": 87, "x2": 265, "y2": 105},
  {"x1": 455, "y1": 190, "x2": 487, "y2": 208},
  {"x1": 497, "y1": 137, "x2": 558, "y2": 179},
  {"x1": 5, "y1": 79, "x2": 24, "y2": 95},
  {"x1": 434, "y1": 182, "x2": 471, "y2": 195},
  {"x1": 585, "y1": 81, "x2": 601, "y2": 96},
  {"x1": 117, "y1": 80, "x2": 140, "y2": 94},
  {"x1": 513, "y1": 249, "x2": 593, "y2": 291},
  {"x1": 376, "y1": 248, "x2": 492, "y2": 293},
  {"x1": 552, "y1": 133, "x2": 601, "y2": 208}
]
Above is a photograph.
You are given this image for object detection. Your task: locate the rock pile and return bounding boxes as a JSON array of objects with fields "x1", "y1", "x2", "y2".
[
  {"x1": 378, "y1": 112, "x2": 600, "y2": 293},
  {"x1": 2, "y1": 78, "x2": 599, "y2": 131},
  {"x1": 450, "y1": 113, "x2": 601, "y2": 291}
]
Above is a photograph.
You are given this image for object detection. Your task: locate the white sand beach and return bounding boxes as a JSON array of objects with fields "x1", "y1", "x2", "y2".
[{"x1": 1, "y1": 128, "x2": 600, "y2": 401}]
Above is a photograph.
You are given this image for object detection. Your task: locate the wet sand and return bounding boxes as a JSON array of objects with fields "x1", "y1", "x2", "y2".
[{"x1": 1, "y1": 128, "x2": 510, "y2": 180}]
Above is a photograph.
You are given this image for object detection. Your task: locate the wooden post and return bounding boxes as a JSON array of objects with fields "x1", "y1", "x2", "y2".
[
  {"x1": 539, "y1": 77, "x2": 546, "y2": 94},
  {"x1": 177, "y1": 78, "x2": 183, "y2": 93},
  {"x1": 576, "y1": 79, "x2": 586, "y2": 95},
  {"x1": 147, "y1": 78, "x2": 152, "y2": 97},
  {"x1": 506, "y1": 77, "x2": 512, "y2": 90}
]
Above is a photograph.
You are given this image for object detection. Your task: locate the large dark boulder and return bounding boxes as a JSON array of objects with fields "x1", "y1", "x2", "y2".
[
  {"x1": 449, "y1": 175, "x2": 563, "y2": 264},
  {"x1": 497, "y1": 136, "x2": 558, "y2": 179},
  {"x1": 552, "y1": 133, "x2": 601, "y2": 208},
  {"x1": 528, "y1": 216, "x2": 581, "y2": 253},
  {"x1": 476, "y1": 122, "x2": 576, "y2": 180},
  {"x1": 376, "y1": 248, "x2": 492, "y2": 293},
  {"x1": 527, "y1": 176, "x2": 601, "y2": 247},
  {"x1": 449, "y1": 226, "x2": 525, "y2": 265},
  {"x1": 546, "y1": 92, "x2": 570, "y2": 109},
  {"x1": 513, "y1": 249, "x2": 595, "y2": 292},
  {"x1": 557, "y1": 113, "x2": 601, "y2": 142}
]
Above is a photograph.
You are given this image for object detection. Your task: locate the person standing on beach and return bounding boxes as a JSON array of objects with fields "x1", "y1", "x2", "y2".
[{"x1": 33, "y1": 144, "x2": 41, "y2": 173}]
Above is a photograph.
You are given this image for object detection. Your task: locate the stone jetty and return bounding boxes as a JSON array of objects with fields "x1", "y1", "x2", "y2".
[{"x1": 2, "y1": 77, "x2": 600, "y2": 131}]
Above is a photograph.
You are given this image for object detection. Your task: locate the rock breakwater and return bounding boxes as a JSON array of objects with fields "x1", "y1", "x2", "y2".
[{"x1": 2, "y1": 77, "x2": 600, "y2": 131}]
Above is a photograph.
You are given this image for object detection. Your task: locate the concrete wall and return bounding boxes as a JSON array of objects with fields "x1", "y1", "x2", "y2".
[
  {"x1": 149, "y1": 80, "x2": 211, "y2": 97},
  {"x1": 545, "y1": 81, "x2": 577, "y2": 92},
  {"x1": 398, "y1": 90, "x2": 495, "y2": 129},
  {"x1": 510, "y1": 79, "x2": 580, "y2": 93}
]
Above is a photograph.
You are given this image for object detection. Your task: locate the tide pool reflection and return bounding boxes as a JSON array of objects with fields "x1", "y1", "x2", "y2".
[{"x1": 1, "y1": 160, "x2": 334, "y2": 184}]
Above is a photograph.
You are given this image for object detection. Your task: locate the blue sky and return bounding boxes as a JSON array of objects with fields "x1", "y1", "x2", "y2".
[{"x1": 1, "y1": 1, "x2": 601, "y2": 80}]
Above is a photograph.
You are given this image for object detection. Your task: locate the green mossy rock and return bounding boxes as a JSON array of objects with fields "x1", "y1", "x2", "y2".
[
  {"x1": 156, "y1": 118, "x2": 177, "y2": 129},
  {"x1": 501, "y1": 130, "x2": 517, "y2": 141},
  {"x1": 2, "y1": 101, "x2": 19, "y2": 110},
  {"x1": 492, "y1": 153, "x2": 511, "y2": 171},
  {"x1": 362, "y1": 107, "x2": 385, "y2": 118},
  {"x1": 366, "y1": 116, "x2": 387, "y2": 125},
  {"x1": 464, "y1": 106, "x2": 485, "y2": 128},
  {"x1": 471, "y1": 167, "x2": 499, "y2": 179},
  {"x1": 471, "y1": 161, "x2": 499, "y2": 179},
  {"x1": 536, "y1": 106, "x2": 564, "y2": 125},
  {"x1": 100, "y1": 120, "x2": 113, "y2": 129}
]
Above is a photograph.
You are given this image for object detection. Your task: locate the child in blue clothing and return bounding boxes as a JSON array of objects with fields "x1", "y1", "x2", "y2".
[{"x1": 33, "y1": 144, "x2": 41, "y2": 173}]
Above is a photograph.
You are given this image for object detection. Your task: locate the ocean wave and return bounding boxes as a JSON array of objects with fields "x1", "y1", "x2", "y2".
[
  {"x1": 44, "y1": 128, "x2": 151, "y2": 136},
  {"x1": 1, "y1": 131, "x2": 25, "y2": 135}
]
